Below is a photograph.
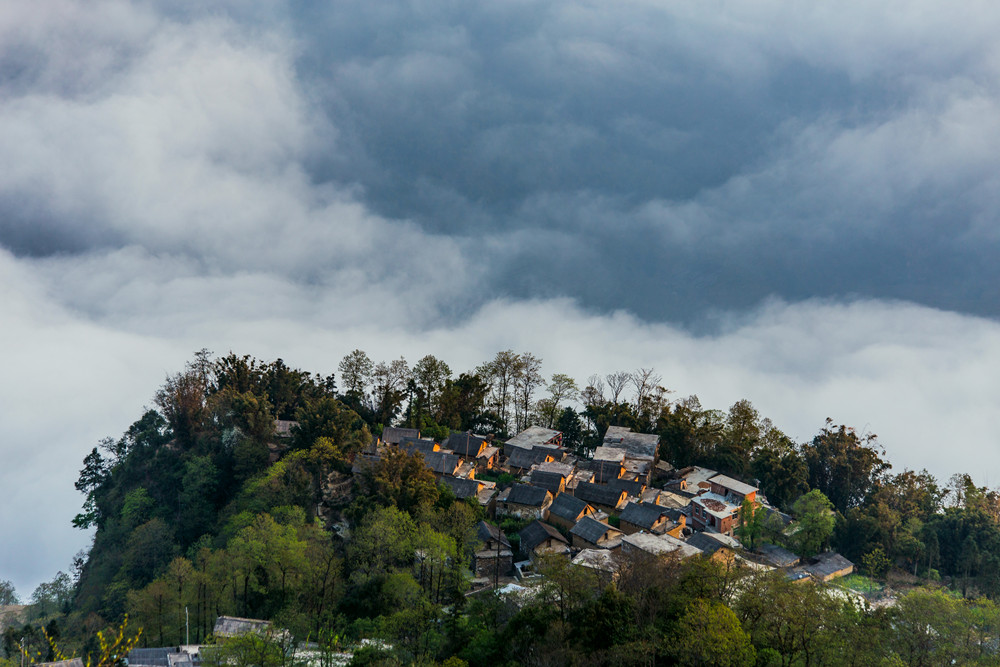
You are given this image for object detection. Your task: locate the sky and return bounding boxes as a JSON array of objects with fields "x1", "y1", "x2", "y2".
[{"x1": 3, "y1": 0, "x2": 1000, "y2": 596}]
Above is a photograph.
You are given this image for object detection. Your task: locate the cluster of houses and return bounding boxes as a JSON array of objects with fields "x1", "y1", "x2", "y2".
[{"x1": 357, "y1": 423, "x2": 855, "y2": 586}]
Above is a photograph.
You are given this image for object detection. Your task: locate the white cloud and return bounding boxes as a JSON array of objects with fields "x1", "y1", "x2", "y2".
[{"x1": 3, "y1": 0, "x2": 1000, "y2": 599}]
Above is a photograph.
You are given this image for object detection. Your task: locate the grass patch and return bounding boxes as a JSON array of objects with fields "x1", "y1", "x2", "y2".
[{"x1": 840, "y1": 574, "x2": 883, "y2": 594}]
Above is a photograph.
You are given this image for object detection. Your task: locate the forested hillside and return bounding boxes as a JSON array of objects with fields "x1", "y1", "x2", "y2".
[{"x1": 5, "y1": 349, "x2": 1000, "y2": 666}]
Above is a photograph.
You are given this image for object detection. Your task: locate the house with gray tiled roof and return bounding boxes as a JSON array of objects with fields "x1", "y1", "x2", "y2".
[
  {"x1": 519, "y1": 520, "x2": 569, "y2": 560},
  {"x1": 573, "y1": 481, "x2": 628, "y2": 514},
  {"x1": 497, "y1": 484, "x2": 553, "y2": 520},
  {"x1": 570, "y1": 516, "x2": 623, "y2": 550},
  {"x1": 546, "y1": 493, "x2": 596, "y2": 530}
]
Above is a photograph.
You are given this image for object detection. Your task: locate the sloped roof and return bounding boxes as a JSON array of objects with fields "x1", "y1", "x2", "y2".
[
  {"x1": 603, "y1": 426, "x2": 659, "y2": 460},
  {"x1": 477, "y1": 521, "x2": 510, "y2": 548},
  {"x1": 804, "y1": 552, "x2": 854, "y2": 579},
  {"x1": 609, "y1": 477, "x2": 646, "y2": 497},
  {"x1": 445, "y1": 432, "x2": 489, "y2": 457},
  {"x1": 442, "y1": 476, "x2": 483, "y2": 499},
  {"x1": 535, "y1": 460, "x2": 574, "y2": 476},
  {"x1": 570, "y1": 516, "x2": 620, "y2": 544},
  {"x1": 529, "y1": 470, "x2": 567, "y2": 494},
  {"x1": 619, "y1": 502, "x2": 666, "y2": 529},
  {"x1": 213, "y1": 616, "x2": 270, "y2": 637},
  {"x1": 548, "y1": 493, "x2": 592, "y2": 523},
  {"x1": 424, "y1": 451, "x2": 461, "y2": 474},
  {"x1": 38, "y1": 660, "x2": 84, "y2": 667},
  {"x1": 382, "y1": 427, "x2": 420, "y2": 445},
  {"x1": 756, "y1": 543, "x2": 800, "y2": 568},
  {"x1": 709, "y1": 474, "x2": 759, "y2": 497},
  {"x1": 506, "y1": 426, "x2": 562, "y2": 449},
  {"x1": 508, "y1": 446, "x2": 554, "y2": 469},
  {"x1": 574, "y1": 481, "x2": 626, "y2": 508},
  {"x1": 400, "y1": 438, "x2": 439, "y2": 457},
  {"x1": 519, "y1": 520, "x2": 569, "y2": 553},
  {"x1": 686, "y1": 532, "x2": 727, "y2": 555},
  {"x1": 128, "y1": 648, "x2": 180, "y2": 667},
  {"x1": 505, "y1": 483, "x2": 551, "y2": 507},
  {"x1": 592, "y1": 446, "x2": 627, "y2": 463},
  {"x1": 623, "y1": 533, "x2": 701, "y2": 559}
]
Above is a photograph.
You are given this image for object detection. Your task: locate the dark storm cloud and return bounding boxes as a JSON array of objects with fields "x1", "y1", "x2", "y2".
[
  {"x1": 5, "y1": 1, "x2": 1000, "y2": 321},
  {"x1": 4, "y1": 1, "x2": 1000, "y2": 594}
]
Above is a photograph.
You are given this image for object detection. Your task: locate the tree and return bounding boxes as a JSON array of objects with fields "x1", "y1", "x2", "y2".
[
  {"x1": 360, "y1": 449, "x2": 440, "y2": 516},
  {"x1": 539, "y1": 374, "x2": 578, "y2": 428},
  {"x1": 154, "y1": 366, "x2": 209, "y2": 447},
  {"x1": 791, "y1": 490, "x2": 835, "y2": 558},
  {"x1": 477, "y1": 350, "x2": 521, "y2": 435},
  {"x1": 713, "y1": 400, "x2": 760, "y2": 477},
  {"x1": 412, "y1": 355, "x2": 452, "y2": 417},
  {"x1": 802, "y1": 420, "x2": 890, "y2": 511},
  {"x1": 605, "y1": 371, "x2": 630, "y2": 406},
  {"x1": 513, "y1": 353, "x2": 543, "y2": 433},
  {"x1": 735, "y1": 499, "x2": 763, "y2": 550},
  {"x1": 338, "y1": 350, "x2": 374, "y2": 398},
  {"x1": 672, "y1": 599, "x2": 755, "y2": 667},
  {"x1": 292, "y1": 396, "x2": 370, "y2": 455},
  {"x1": 750, "y1": 425, "x2": 809, "y2": 510},
  {"x1": 178, "y1": 456, "x2": 220, "y2": 545},
  {"x1": 74, "y1": 446, "x2": 109, "y2": 529},
  {"x1": 556, "y1": 408, "x2": 585, "y2": 455},
  {"x1": 435, "y1": 373, "x2": 490, "y2": 432},
  {"x1": 0, "y1": 580, "x2": 18, "y2": 606},
  {"x1": 371, "y1": 357, "x2": 411, "y2": 427}
]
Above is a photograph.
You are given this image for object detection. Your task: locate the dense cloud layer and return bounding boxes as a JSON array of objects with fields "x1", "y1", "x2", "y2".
[{"x1": 3, "y1": 2, "x2": 1000, "y2": 595}]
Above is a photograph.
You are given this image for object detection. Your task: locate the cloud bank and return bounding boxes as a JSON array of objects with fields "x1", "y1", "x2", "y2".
[{"x1": 2, "y1": 1, "x2": 1000, "y2": 594}]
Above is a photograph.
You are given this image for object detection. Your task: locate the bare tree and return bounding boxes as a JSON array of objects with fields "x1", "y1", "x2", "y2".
[
  {"x1": 477, "y1": 350, "x2": 521, "y2": 434},
  {"x1": 514, "y1": 353, "x2": 544, "y2": 432},
  {"x1": 605, "y1": 371, "x2": 631, "y2": 405},
  {"x1": 630, "y1": 368, "x2": 662, "y2": 413}
]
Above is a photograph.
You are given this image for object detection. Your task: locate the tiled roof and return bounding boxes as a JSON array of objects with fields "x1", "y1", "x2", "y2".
[
  {"x1": 602, "y1": 426, "x2": 659, "y2": 460},
  {"x1": 548, "y1": 493, "x2": 592, "y2": 523},
  {"x1": 519, "y1": 520, "x2": 568, "y2": 553},
  {"x1": 213, "y1": 616, "x2": 270, "y2": 637},
  {"x1": 506, "y1": 426, "x2": 562, "y2": 449},
  {"x1": 619, "y1": 501, "x2": 666, "y2": 529},
  {"x1": 442, "y1": 476, "x2": 482, "y2": 499},
  {"x1": 505, "y1": 483, "x2": 551, "y2": 507},
  {"x1": 709, "y1": 474, "x2": 759, "y2": 497},
  {"x1": 444, "y1": 432, "x2": 489, "y2": 457},
  {"x1": 508, "y1": 446, "x2": 554, "y2": 469},
  {"x1": 477, "y1": 521, "x2": 510, "y2": 548},
  {"x1": 574, "y1": 481, "x2": 626, "y2": 508},
  {"x1": 529, "y1": 470, "x2": 567, "y2": 494},
  {"x1": 570, "y1": 516, "x2": 619, "y2": 544},
  {"x1": 382, "y1": 427, "x2": 420, "y2": 445}
]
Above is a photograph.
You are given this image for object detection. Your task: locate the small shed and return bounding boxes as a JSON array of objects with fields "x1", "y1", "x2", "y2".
[{"x1": 802, "y1": 552, "x2": 854, "y2": 582}]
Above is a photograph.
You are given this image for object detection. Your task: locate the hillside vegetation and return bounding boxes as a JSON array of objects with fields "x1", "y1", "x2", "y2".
[{"x1": 4, "y1": 349, "x2": 1000, "y2": 666}]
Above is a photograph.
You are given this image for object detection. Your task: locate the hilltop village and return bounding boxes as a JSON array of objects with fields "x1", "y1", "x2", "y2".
[
  {"x1": 4, "y1": 351, "x2": 1000, "y2": 667},
  {"x1": 352, "y1": 423, "x2": 850, "y2": 588}
]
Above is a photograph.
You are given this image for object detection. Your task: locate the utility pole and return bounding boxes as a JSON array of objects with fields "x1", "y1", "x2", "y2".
[{"x1": 185, "y1": 607, "x2": 189, "y2": 646}]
